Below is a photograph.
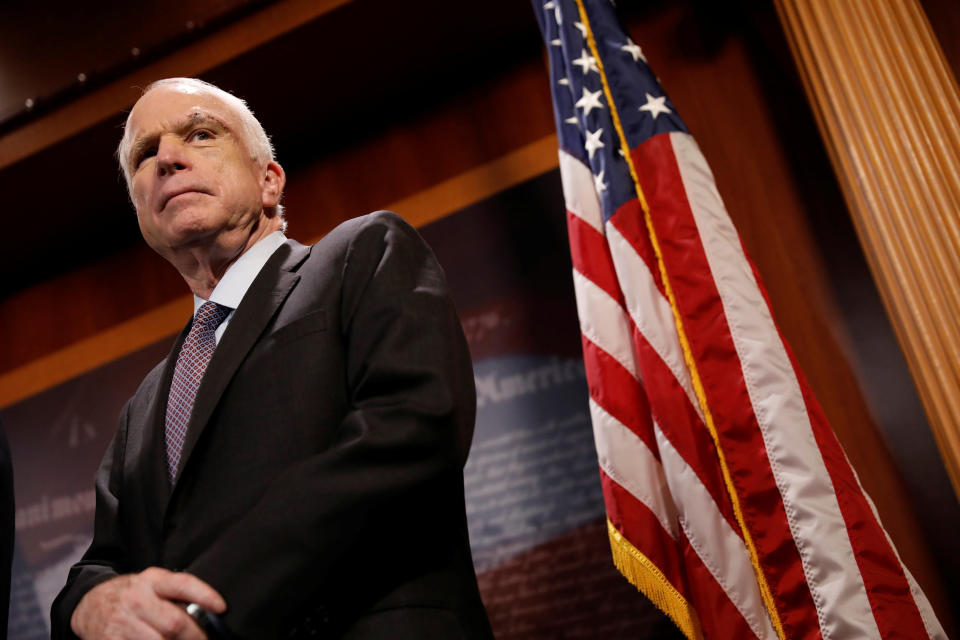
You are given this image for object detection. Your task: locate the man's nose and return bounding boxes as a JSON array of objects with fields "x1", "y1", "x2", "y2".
[{"x1": 156, "y1": 137, "x2": 189, "y2": 177}]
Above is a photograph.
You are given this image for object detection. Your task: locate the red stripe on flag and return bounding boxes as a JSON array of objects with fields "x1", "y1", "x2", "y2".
[
  {"x1": 567, "y1": 210, "x2": 625, "y2": 306},
  {"x1": 631, "y1": 133, "x2": 820, "y2": 640},
  {"x1": 600, "y1": 469, "x2": 687, "y2": 595},
  {"x1": 623, "y1": 318, "x2": 740, "y2": 534},
  {"x1": 581, "y1": 335, "x2": 659, "y2": 459},
  {"x1": 604, "y1": 202, "x2": 739, "y2": 534},
  {"x1": 607, "y1": 198, "x2": 666, "y2": 298},
  {"x1": 679, "y1": 533, "x2": 761, "y2": 639}
]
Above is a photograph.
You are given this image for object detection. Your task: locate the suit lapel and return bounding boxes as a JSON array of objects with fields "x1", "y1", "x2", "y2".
[
  {"x1": 170, "y1": 240, "x2": 310, "y2": 486},
  {"x1": 125, "y1": 323, "x2": 189, "y2": 541}
]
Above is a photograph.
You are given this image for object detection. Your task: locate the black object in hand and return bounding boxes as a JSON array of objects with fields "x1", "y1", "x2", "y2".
[{"x1": 185, "y1": 602, "x2": 238, "y2": 639}]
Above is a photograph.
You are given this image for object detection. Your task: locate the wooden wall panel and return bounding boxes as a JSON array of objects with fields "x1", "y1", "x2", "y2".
[{"x1": 775, "y1": 0, "x2": 960, "y2": 499}]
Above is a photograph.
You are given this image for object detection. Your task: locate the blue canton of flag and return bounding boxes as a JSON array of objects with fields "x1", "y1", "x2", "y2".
[{"x1": 535, "y1": 0, "x2": 686, "y2": 223}]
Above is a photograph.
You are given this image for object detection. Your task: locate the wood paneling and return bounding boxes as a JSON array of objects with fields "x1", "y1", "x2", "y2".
[{"x1": 775, "y1": 0, "x2": 960, "y2": 508}]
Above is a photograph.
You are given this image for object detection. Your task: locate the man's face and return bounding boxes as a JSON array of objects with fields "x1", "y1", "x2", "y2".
[{"x1": 124, "y1": 84, "x2": 276, "y2": 256}]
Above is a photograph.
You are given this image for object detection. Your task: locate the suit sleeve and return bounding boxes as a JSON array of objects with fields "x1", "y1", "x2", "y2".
[
  {"x1": 49, "y1": 403, "x2": 130, "y2": 639},
  {"x1": 185, "y1": 212, "x2": 477, "y2": 636}
]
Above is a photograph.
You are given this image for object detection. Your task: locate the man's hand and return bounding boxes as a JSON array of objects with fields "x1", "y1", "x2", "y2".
[{"x1": 70, "y1": 567, "x2": 227, "y2": 640}]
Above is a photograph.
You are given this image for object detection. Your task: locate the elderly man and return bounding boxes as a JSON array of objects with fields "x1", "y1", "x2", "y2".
[{"x1": 50, "y1": 78, "x2": 492, "y2": 639}]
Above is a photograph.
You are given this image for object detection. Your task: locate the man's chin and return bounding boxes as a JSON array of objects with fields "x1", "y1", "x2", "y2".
[
  {"x1": 147, "y1": 225, "x2": 219, "y2": 257},
  {"x1": 164, "y1": 210, "x2": 221, "y2": 242},
  {"x1": 173, "y1": 228, "x2": 220, "y2": 250}
]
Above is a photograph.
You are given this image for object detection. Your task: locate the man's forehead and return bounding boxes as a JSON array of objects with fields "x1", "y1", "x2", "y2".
[{"x1": 130, "y1": 85, "x2": 235, "y2": 132}]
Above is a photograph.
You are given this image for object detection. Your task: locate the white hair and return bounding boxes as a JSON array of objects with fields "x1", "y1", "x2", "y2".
[{"x1": 117, "y1": 77, "x2": 285, "y2": 225}]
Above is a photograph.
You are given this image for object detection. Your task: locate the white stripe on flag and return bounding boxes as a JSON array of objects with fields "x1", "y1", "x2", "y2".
[
  {"x1": 605, "y1": 220, "x2": 704, "y2": 422},
  {"x1": 589, "y1": 398, "x2": 679, "y2": 539},
  {"x1": 902, "y1": 564, "x2": 947, "y2": 640},
  {"x1": 559, "y1": 149, "x2": 604, "y2": 233},
  {"x1": 670, "y1": 131, "x2": 880, "y2": 639},
  {"x1": 572, "y1": 269, "x2": 640, "y2": 380},
  {"x1": 655, "y1": 425, "x2": 778, "y2": 640}
]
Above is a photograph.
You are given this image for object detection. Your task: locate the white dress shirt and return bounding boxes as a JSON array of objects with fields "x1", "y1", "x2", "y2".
[{"x1": 192, "y1": 231, "x2": 287, "y2": 344}]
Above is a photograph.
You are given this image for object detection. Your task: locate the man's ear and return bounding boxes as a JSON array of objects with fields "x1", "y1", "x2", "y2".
[{"x1": 261, "y1": 160, "x2": 286, "y2": 208}]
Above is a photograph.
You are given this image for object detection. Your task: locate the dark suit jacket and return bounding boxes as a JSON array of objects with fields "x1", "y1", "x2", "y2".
[{"x1": 51, "y1": 211, "x2": 493, "y2": 639}]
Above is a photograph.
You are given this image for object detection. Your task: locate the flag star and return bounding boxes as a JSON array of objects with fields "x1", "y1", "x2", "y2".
[
  {"x1": 584, "y1": 128, "x2": 605, "y2": 159},
  {"x1": 565, "y1": 114, "x2": 579, "y2": 127},
  {"x1": 621, "y1": 39, "x2": 645, "y2": 62},
  {"x1": 558, "y1": 76, "x2": 570, "y2": 86},
  {"x1": 543, "y1": 1, "x2": 561, "y2": 25},
  {"x1": 551, "y1": 38, "x2": 562, "y2": 47},
  {"x1": 594, "y1": 169, "x2": 608, "y2": 193},
  {"x1": 573, "y1": 21, "x2": 588, "y2": 38},
  {"x1": 639, "y1": 92, "x2": 671, "y2": 119},
  {"x1": 572, "y1": 49, "x2": 599, "y2": 75},
  {"x1": 575, "y1": 87, "x2": 604, "y2": 116}
]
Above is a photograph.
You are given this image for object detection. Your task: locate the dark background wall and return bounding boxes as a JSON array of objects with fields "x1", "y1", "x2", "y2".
[{"x1": 0, "y1": 0, "x2": 956, "y2": 633}]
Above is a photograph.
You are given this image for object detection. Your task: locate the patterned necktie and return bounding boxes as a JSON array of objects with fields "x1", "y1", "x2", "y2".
[{"x1": 164, "y1": 301, "x2": 230, "y2": 482}]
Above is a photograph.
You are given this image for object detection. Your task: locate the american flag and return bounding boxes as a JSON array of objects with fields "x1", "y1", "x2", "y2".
[{"x1": 532, "y1": 1, "x2": 946, "y2": 638}]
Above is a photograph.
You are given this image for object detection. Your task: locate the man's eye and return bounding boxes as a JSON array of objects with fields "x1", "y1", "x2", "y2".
[
  {"x1": 134, "y1": 147, "x2": 156, "y2": 168},
  {"x1": 191, "y1": 130, "x2": 213, "y2": 141}
]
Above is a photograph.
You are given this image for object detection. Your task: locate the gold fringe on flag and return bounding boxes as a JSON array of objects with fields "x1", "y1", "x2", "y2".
[{"x1": 607, "y1": 520, "x2": 703, "y2": 640}]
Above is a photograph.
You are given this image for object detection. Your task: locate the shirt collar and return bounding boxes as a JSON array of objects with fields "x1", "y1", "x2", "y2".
[{"x1": 193, "y1": 230, "x2": 287, "y2": 314}]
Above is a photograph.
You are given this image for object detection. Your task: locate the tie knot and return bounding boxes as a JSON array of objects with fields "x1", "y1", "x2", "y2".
[{"x1": 195, "y1": 301, "x2": 230, "y2": 330}]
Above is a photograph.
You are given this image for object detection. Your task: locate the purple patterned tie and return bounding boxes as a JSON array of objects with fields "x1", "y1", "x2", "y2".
[{"x1": 164, "y1": 301, "x2": 230, "y2": 482}]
